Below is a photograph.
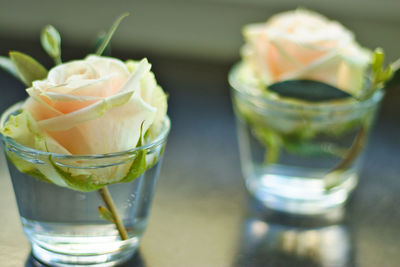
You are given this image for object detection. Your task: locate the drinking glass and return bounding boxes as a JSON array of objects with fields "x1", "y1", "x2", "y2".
[
  {"x1": 229, "y1": 63, "x2": 382, "y2": 215},
  {"x1": 1, "y1": 103, "x2": 170, "y2": 266}
]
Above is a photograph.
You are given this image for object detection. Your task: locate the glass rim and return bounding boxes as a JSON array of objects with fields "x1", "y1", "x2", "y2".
[
  {"x1": 0, "y1": 102, "x2": 171, "y2": 160},
  {"x1": 228, "y1": 62, "x2": 384, "y2": 112}
]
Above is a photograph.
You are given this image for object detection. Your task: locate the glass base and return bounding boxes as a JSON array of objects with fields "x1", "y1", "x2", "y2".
[
  {"x1": 22, "y1": 217, "x2": 143, "y2": 266},
  {"x1": 246, "y1": 166, "x2": 358, "y2": 215},
  {"x1": 31, "y1": 241, "x2": 138, "y2": 267}
]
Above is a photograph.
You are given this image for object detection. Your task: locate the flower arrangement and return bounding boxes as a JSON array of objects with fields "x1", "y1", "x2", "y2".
[
  {"x1": 230, "y1": 9, "x2": 399, "y2": 193},
  {"x1": 0, "y1": 14, "x2": 168, "y2": 240}
]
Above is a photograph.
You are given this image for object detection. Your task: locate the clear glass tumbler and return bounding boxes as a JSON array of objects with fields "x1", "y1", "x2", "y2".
[
  {"x1": 229, "y1": 63, "x2": 383, "y2": 215},
  {"x1": 0, "y1": 104, "x2": 170, "y2": 266}
]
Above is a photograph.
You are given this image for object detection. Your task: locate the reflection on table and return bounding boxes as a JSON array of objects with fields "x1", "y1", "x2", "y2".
[
  {"x1": 234, "y1": 198, "x2": 354, "y2": 267},
  {"x1": 25, "y1": 250, "x2": 146, "y2": 267}
]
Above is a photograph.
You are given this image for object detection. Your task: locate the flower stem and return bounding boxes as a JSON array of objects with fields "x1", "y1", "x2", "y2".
[
  {"x1": 264, "y1": 143, "x2": 280, "y2": 165},
  {"x1": 99, "y1": 186, "x2": 129, "y2": 240},
  {"x1": 330, "y1": 122, "x2": 367, "y2": 172},
  {"x1": 324, "y1": 119, "x2": 369, "y2": 190},
  {"x1": 54, "y1": 56, "x2": 62, "y2": 66}
]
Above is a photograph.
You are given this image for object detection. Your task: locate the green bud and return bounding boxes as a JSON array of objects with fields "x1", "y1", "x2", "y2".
[
  {"x1": 371, "y1": 48, "x2": 384, "y2": 75},
  {"x1": 41, "y1": 25, "x2": 62, "y2": 65}
]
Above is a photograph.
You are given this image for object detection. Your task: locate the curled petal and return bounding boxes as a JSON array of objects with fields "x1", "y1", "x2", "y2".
[
  {"x1": 38, "y1": 89, "x2": 135, "y2": 131},
  {"x1": 119, "y1": 58, "x2": 151, "y2": 92},
  {"x1": 46, "y1": 90, "x2": 157, "y2": 155}
]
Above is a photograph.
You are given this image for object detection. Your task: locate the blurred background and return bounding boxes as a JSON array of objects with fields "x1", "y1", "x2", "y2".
[
  {"x1": 1, "y1": 0, "x2": 399, "y2": 62},
  {"x1": 0, "y1": 1, "x2": 399, "y2": 267}
]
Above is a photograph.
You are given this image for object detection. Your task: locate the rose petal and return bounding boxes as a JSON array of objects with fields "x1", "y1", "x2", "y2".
[
  {"x1": 36, "y1": 58, "x2": 152, "y2": 130},
  {"x1": 25, "y1": 88, "x2": 63, "y2": 120},
  {"x1": 119, "y1": 58, "x2": 151, "y2": 92},
  {"x1": 66, "y1": 76, "x2": 119, "y2": 97},
  {"x1": 38, "y1": 89, "x2": 135, "y2": 131},
  {"x1": 150, "y1": 86, "x2": 167, "y2": 125},
  {"x1": 86, "y1": 55, "x2": 130, "y2": 78},
  {"x1": 46, "y1": 90, "x2": 157, "y2": 154},
  {"x1": 46, "y1": 60, "x2": 99, "y2": 86},
  {"x1": 28, "y1": 85, "x2": 104, "y2": 114},
  {"x1": 43, "y1": 92, "x2": 102, "y2": 102}
]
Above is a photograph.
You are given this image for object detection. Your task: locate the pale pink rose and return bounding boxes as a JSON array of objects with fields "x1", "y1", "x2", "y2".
[
  {"x1": 242, "y1": 9, "x2": 371, "y2": 96},
  {"x1": 22, "y1": 55, "x2": 167, "y2": 155},
  {"x1": 0, "y1": 55, "x2": 168, "y2": 186}
]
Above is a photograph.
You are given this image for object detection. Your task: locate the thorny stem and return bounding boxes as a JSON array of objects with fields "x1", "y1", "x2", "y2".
[{"x1": 99, "y1": 186, "x2": 129, "y2": 240}]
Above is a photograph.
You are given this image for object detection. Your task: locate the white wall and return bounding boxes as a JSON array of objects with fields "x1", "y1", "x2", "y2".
[{"x1": 0, "y1": 0, "x2": 399, "y2": 62}]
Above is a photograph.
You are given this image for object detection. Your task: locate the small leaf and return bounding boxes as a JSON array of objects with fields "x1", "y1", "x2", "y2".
[
  {"x1": 96, "y1": 13, "x2": 129, "y2": 56},
  {"x1": 25, "y1": 168, "x2": 52, "y2": 183},
  {"x1": 361, "y1": 48, "x2": 395, "y2": 100},
  {"x1": 392, "y1": 58, "x2": 400, "y2": 73},
  {"x1": 41, "y1": 25, "x2": 62, "y2": 65},
  {"x1": 371, "y1": 48, "x2": 384, "y2": 75},
  {"x1": 371, "y1": 48, "x2": 394, "y2": 84},
  {"x1": 4, "y1": 150, "x2": 51, "y2": 183},
  {"x1": 382, "y1": 65, "x2": 394, "y2": 81},
  {"x1": 48, "y1": 156, "x2": 105, "y2": 192},
  {"x1": 120, "y1": 122, "x2": 148, "y2": 183},
  {"x1": 98, "y1": 206, "x2": 115, "y2": 223},
  {"x1": 9, "y1": 51, "x2": 48, "y2": 86},
  {"x1": 284, "y1": 141, "x2": 346, "y2": 158},
  {"x1": 268, "y1": 80, "x2": 352, "y2": 102},
  {"x1": 93, "y1": 32, "x2": 112, "y2": 56},
  {"x1": 0, "y1": 56, "x2": 19, "y2": 78}
]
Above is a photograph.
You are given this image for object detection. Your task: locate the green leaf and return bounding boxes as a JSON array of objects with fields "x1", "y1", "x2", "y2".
[
  {"x1": 392, "y1": 58, "x2": 400, "y2": 73},
  {"x1": 268, "y1": 80, "x2": 352, "y2": 102},
  {"x1": 4, "y1": 150, "x2": 50, "y2": 183},
  {"x1": 96, "y1": 13, "x2": 129, "y2": 56},
  {"x1": 9, "y1": 51, "x2": 48, "y2": 86},
  {"x1": 93, "y1": 32, "x2": 112, "y2": 56},
  {"x1": 0, "y1": 56, "x2": 19, "y2": 78},
  {"x1": 281, "y1": 127, "x2": 315, "y2": 144},
  {"x1": 98, "y1": 206, "x2": 115, "y2": 223},
  {"x1": 371, "y1": 48, "x2": 394, "y2": 84},
  {"x1": 371, "y1": 47, "x2": 384, "y2": 75},
  {"x1": 361, "y1": 48, "x2": 394, "y2": 100},
  {"x1": 382, "y1": 65, "x2": 394, "y2": 81},
  {"x1": 284, "y1": 141, "x2": 346, "y2": 158},
  {"x1": 120, "y1": 122, "x2": 148, "y2": 183},
  {"x1": 25, "y1": 168, "x2": 52, "y2": 183},
  {"x1": 48, "y1": 156, "x2": 105, "y2": 192},
  {"x1": 41, "y1": 25, "x2": 62, "y2": 65}
]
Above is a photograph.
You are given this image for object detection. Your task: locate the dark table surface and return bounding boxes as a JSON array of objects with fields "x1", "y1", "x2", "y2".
[{"x1": 0, "y1": 50, "x2": 399, "y2": 267}]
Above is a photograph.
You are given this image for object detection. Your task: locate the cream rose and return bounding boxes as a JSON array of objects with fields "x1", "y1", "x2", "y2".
[
  {"x1": 1, "y1": 55, "x2": 167, "y2": 187},
  {"x1": 22, "y1": 55, "x2": 167, "y2": 155},
  {"x1": 242, "y1": 9, "x2": 371, "y2": 96}
]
